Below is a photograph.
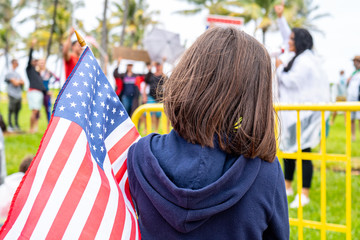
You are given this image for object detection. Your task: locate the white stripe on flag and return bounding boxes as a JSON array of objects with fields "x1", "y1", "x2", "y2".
[
  {"x1": 61, "y1": 156, "x2": 102, "y2": 240},
  {"x1": 104, "y1": 118, "x2": 134, "y2": 148},
  {"x1": 111, "y1": 136, "x2": 141, "y2": 176},
  {"x1": 121, "y1": 205, "x2": 132, "y2": 240},
  {"x1": 30, "y1": 130, "x2": 88, "y2": 239},
  {"x1": 94, "y1": 156, "x2": 120, "y2": 240},
  {"x1": 4, "y1": 119, "x2": 71, "y2": 240},
  {"x1": 119, "y1": 171, "x2": 139, "y2": 240}
]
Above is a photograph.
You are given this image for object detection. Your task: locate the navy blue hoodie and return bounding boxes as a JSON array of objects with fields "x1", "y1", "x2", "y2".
[{"x1": 127, "y1": 130, "x2": 289, "y2": 239}]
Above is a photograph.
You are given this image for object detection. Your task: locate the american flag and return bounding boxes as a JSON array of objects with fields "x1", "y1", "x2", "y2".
[{"x1": 0, "y1": 47, "x2": 140, "y2": 239}]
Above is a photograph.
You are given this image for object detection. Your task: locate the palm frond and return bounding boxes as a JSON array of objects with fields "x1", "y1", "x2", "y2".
[{"x1": 173, "y1": 8, "x2": 203, "y2": 15}]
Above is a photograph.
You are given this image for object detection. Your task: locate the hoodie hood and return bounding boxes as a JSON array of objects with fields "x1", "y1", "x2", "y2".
[{"x1": 128, "y1": 130, "x2": 261, "y2": 233}]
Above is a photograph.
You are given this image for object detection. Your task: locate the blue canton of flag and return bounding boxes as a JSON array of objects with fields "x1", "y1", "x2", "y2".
[{"x1": 54, "y1": 48, "x2": 127, "y2": 169}]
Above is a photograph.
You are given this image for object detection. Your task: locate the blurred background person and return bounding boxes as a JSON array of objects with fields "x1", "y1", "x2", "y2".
[
  {"x1": 26, "y1": 39, "x2": 47, "y2": 134},
  {"x1": 63, "y1": 27, "x2": 82, "y2": 80},
  {"x1": 347, "y1": 55, "x2": 360, "y2": 141},
  {"x1": 275, "y1": 4, "x2": 330, "y2": 208},
  {"x1": 37, "y1": 58, "x2": 59, "y2": 122},
  {"x1": 331, "y1": 70, "x2": 347, "y2": 125},
  {"x1": 143, "y1": 60, "x2": 165, "y2": 132},
  {"x1": 113, "y1": 58, "x2": 140, "y2": 117},
  {"x1": 5, "y1": 59, "x2": 24, "y2": 132}
]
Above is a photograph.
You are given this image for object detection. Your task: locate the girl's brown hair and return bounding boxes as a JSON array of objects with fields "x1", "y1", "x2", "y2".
[{"x1": 163, "y1": 27, "x2": 276, "y2": 162}]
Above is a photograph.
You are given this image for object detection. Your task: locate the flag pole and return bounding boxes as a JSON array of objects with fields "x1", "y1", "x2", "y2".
[{"x1": 75, "y1": 30, "x2": 86, "y2": 47}]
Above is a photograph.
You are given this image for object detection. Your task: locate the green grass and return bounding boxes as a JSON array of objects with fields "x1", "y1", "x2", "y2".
[
  {"x1": 286, "y1": 169, "x2": 360, "y2": 239},
  {"x1": 312, "y1": 114, "x2": 360, "y2": 170},
  {"x1": 280, "y1": 113, "x2": 360, "y2": 239},
  {"x1": 0, "y1": 91, "x2": 56, "y2": 173},
  {"x1": 1, "y1": 95, "x2": 359, "y2": 239}
]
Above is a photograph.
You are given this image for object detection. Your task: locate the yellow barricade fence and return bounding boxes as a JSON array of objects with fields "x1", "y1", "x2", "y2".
[{"x1": 132, "y1": 102, "x2": 360, "y2": 240}]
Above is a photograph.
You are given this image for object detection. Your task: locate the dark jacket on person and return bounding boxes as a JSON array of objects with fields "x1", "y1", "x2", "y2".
[
  {"x1": 144, "y1": 72, "x2": 164, "y2": 101},
  {"x1": 113, "y1": 67, "x2": 139, "y2": 98},
  {"x1": 26, "y1": 48, "x2": 46, "y2": 92},
  {"x1": 127, "y1": 130, "x2": 290, "y2": 240}
]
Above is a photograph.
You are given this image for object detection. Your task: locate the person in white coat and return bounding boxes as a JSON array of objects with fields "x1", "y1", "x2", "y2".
[{"x1": 274, "y1": 4, "x2": 330, "y2": 208}]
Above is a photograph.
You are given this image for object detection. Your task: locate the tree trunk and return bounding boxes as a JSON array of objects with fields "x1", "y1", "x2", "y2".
[
  {"x1": 120, "y1": 0, "x2": 129, "y2": 46},
  {"x1": 47, "y1": 0, "x2": 59, "y2": 59},
  {"x1": 35, "y1": 0, "x2": 42, "y2": 30},
  {"x1": 4, "y1": 37, "x2": 9, "y2": 70},
  {"x1": 100, "y1": 0, "x2": 109, "y2": 69},
  {"x1": 262, "y1": 28, "x2": 267, "y2": 45}
]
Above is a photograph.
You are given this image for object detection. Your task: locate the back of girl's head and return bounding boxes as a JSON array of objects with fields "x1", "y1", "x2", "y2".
[
  {"x1": 163, "y1": 27, "x2": 276, "y2": 162},
  {"x1": 292, "y1": 28, "x2": 313, "y2": 54}
]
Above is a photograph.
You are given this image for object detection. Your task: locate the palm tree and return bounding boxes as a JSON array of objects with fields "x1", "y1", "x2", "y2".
[
  {"x1": 28, "y1": 0, "x2": 84, "y2": 56},
  {"x1": 112, "y1": 0, "x2": 159, "y2": 49},
  {"x1": 229, "y1": 0, "x2": 329, "y2": 43},
  {"x1": 284, "y1": 0, "x2": 330, "y2": 32},
  {"x1": 47, "y1": 0, "x2": 59, "y2": 59},
  {"x1": 0, "y1": 0, "x2": 27, "y2": 69},
  {"x1": 101, "y1": 0, "x2": 109, "y2": 68},
  {"x1": 224, "y1": 0, "x2": 278, "y2": 44},
  {"x1": 177, "y1": 0, "x2": 328, "y2": 44},
  {"x1": 175, "y1": 0, "x2": 232, "y2": 15},
  {"x1": 120, "y1": 0, "x2": 129, "y2": 46}
]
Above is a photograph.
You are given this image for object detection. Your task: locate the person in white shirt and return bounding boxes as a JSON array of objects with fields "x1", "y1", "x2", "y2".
[
  {"x1": 0, "y1": 155, "x2": 33, "y2": 226},
  {"x1": 347, "y1": 55, "x2": 360, "y2": 141},
  {"x1": 274, "y1": 4, "x2": 330, "y2": 208},
  {"x1": 331, "y1": 70, "x2": 347, "y2": 125}
]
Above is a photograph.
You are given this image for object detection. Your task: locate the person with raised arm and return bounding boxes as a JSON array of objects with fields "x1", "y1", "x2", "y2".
[
  {"x1": 26, "y1": 39, "x2": 47, "y2": 134},
  {"x1": 275, "y1": 4, "x2": 330, "y2": 208},
  {"x1": 63, "y1": 27, "x2": 83, "y2": 79}
]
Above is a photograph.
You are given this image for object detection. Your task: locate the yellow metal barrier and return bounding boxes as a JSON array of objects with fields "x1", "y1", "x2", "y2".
[
  {"x1": 131, "y1": 103, "x2": 170, "y2": 135},
  {"x1": 274, "y1": 102, "x2": 360, "y2": 240},
  {"x1": 132, "y1": 102, "x2": 360, "y2": 240}
]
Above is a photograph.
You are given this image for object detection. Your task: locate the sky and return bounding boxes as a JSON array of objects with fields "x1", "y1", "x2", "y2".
[{"x1": 1, "y1": 0, "x2": 359, "y2": 91}]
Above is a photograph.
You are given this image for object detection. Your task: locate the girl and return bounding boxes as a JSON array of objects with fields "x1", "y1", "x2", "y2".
[
  {"x1": 275, "y1": 4, "x2": 330, "y2": 208},
  {"x1": 127, "y1": 27, "x2": 289, "y2": 239}
]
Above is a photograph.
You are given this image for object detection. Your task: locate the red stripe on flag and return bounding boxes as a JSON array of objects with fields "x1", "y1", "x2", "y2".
[
  {"x1": 114, "y1": 159, "x2": 127, "y2": 184},
  {"x1": 19, "y1": 122, "x2": 82, "y2": 238},
  {"x1": 125, "y1": 178, "x2": 135, "y2": 210},
  {"x1": 108, "y1": 126, "x2": 139, "y2": 164},
  {"x1": 129, "y1": 206, "x2": 138, "y2": 240},
  {"x1": 0, "y1": 117, "x2": 60, "y2": 238},
  {"x1": 45, "y1": 146, "x2": 93, "y2": 239},
  {"x1": 78, "y1": 164, "x2": 111, "y2": 240},
  {"x1": 109, "y1": 173, "x2": 127, "y2": 239},
  {"x1": 125, "y1": 178, "x2": 139, "y2": 240}
]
